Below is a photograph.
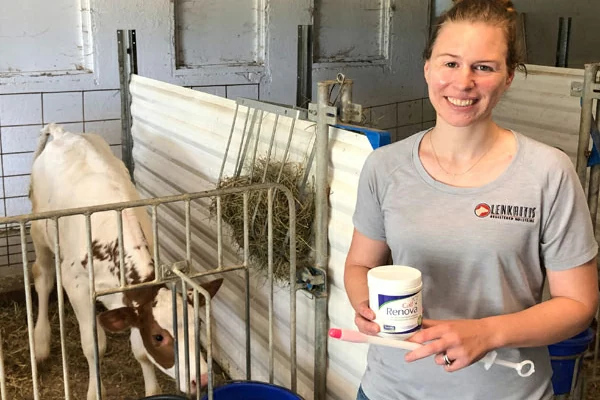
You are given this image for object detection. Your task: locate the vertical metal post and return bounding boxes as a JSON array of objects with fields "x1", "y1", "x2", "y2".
[
  {"x1": 555, "y1": 17, "x2": 571, "y2": 68},
  {"x1": 313, "y1": 82, "x2": 331, "y2": 400},
  {"x1": 20, "y1": 222, "x2": 40, "y2": 400},
  {"x1": 296, "y1": 25, "x2": 313, "y2": 108},
  {"x1": 128, "y1": 30, "x2": 138, "y2": 75},
  {"x1": 576, "y1": 64, "x2": 599, "y2": 188},
  {"x1": 117, "y1": 30, "x2": 136, "y2": 180},
  {"x1": 339, "y1": 79, "x2": 354, "y2": 124}
]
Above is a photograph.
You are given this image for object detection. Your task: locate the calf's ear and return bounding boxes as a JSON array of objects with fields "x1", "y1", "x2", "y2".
[
  {"x1": 186, "y1": 278, "x2": 224, "y2": 307},
  {"x1": 98, "y1": 307, "x2": 138, "y2": 332}
]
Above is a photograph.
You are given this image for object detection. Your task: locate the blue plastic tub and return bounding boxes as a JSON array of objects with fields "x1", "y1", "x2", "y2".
[
  {"x1": 201, "y1": 381, "x2": 303, "y2": 400},
  {"x1": 547, "y1": 328, "x2": 594, "y2": 395}
]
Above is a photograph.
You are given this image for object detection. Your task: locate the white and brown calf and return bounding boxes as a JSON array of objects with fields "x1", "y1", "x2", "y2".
[{"x1": 29, "y1": 123, "x2": 222, "y2": 400}]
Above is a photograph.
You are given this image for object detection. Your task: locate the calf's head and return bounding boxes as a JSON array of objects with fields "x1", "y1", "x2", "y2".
[{"x1": 98, "y1": 277, "x2": 224, "y2": 394}]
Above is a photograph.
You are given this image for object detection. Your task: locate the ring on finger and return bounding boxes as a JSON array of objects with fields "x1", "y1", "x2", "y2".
[{"x1": 443, "y1": 353, "x2": 453, "y2": 366}]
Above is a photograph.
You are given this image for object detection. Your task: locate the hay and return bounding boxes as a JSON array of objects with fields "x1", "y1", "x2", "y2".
[
  {"x1": 213, "y1": 158, "x2": 315, "y2": 285},
  {"x1": 0, "y1": 296, "x2": 228, "y2": 400}
]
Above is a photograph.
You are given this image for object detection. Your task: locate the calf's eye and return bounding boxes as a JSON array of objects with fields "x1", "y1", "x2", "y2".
[{"x1": 153, "y1": 334, "x2": 164, "y2": 342}]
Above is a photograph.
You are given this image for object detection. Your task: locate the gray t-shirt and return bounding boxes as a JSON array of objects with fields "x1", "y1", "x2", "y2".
[{"x1": 353, "y1": 130, "x2": 598, "y2": 400}]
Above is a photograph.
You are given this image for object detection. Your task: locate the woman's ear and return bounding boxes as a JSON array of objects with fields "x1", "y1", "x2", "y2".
[
  {"x1": 424, "y1": 60, "x2": 431, "y2": 83},
  {"x1": 506, "y1": 70, "x2": 515, "y2": 86}
]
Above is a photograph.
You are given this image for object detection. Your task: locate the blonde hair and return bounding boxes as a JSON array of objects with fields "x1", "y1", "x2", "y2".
[{"x1": 424, "y1": 0, "x2": 525, "y2": 74}]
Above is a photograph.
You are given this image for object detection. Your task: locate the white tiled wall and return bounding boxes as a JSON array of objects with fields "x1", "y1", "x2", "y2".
[
  {"x1": 364, "y1": 97, "x2": 437, "y2": 142},
  {"x1": 0, "y1": 89, "x2": 122, "y2": 269},
  {"x1": 189, "y1": 83, "x2": 259, "y2": 101},
  {"x1": 0, "y1": 89, "x2": 122, "y2": 216}
]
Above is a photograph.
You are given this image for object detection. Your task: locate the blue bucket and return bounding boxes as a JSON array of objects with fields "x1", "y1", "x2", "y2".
[
  {"x1": 201, "y1": 381, "x2": 303, "y2": 400},
  {"x1": 547, "y1": 328, "x2": 594, "y2": 395}
]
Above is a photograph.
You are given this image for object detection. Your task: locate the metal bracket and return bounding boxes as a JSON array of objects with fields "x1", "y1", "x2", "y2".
[
  {"x1": 160, "y1": 260, "x2": 190, "y2": 279},
  {"x1": 341, "y1": 102, "x2": 363, "y2": 124},
  {"x1": 297, "y1": 266, "x2": 326, "y2": 297},
  {"x1": 570, "y1": 81, "x2": 600, "y2": 99},
  {"x1": 308, "y1": 102, "x2": 337, "y2": 124},
  {"x1": 236, "y1": 97, "x2": 308, "y2": 120}
]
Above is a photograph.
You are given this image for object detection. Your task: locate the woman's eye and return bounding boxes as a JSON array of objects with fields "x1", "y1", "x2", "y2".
[
  {"x1": 475, "y1": 65, "x2": 493, "y2": 72},
  {"x1": 153, "y1": 334, "x2": 164, "y2": 342},
  {"x1": 445, "y1": 62, "x2": 458, "y2": 68}
]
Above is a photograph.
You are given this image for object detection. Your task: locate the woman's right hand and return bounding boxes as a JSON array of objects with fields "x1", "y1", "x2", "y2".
[{"x1": 354, "y1": 300, "x2": 380, "y2": 336}]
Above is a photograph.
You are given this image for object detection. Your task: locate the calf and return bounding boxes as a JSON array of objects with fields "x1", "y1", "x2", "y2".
[{"x1": 29, "y1": 123, "x2": 222, "y2": 399}]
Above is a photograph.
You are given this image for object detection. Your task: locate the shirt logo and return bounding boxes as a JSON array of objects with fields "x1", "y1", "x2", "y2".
[
  {"x1": 474, "y1": 203, "x2": 491, "y2": 217},
  {"x1": 474, "y1": 203, "x2": 536, "y2": 223}
]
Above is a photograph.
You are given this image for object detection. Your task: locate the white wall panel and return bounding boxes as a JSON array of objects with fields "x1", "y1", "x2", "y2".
[
  {"x1": 494, "y1": 65, "x2": 585, "y2": 165},
  {"x1": 175, "y1": 0, "x2": 265, "y2": 68},
  {"x1": 130, "y1": 75, "x2": 374, "y2": 399},
  {"x1": 0, "y1": 0, "x2": 93, "y2": 73}
]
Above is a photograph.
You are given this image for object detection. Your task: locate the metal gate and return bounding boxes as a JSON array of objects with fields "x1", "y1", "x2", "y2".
[{"x1": 0, "y1": 182, "x2": 297, "y2": 400}]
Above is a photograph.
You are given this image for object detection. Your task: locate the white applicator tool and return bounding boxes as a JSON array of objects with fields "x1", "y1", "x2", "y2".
[{"x1": 328, "y1": 328, "x2": 535, "y2": 377}]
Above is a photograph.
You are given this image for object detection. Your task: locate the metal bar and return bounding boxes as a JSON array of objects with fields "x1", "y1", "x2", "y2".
[
  {"x1": 152, "y1": 205, "x2": 160, "y2": 278},
  {"x1": 299, "y1": 129, "x2": 317, "y2": 199},
  {"x1": 243, "y1": 192, "x2": 251, "y2": 380},
  {"x1": 237, "y1": 97, "x2": 306, "y2": 119},
  {"x1": 84, "y1": 215, "x2": 102, "y2": 400},
  {"x1": 0, "y1": 183, "x2": 293, "y2": 225},
  {"x1": 185, "y1": 200, "x2": 193, "y2": 395},
  {"x1": 95, "y1": 263, "x2": 245, "y2": 298},
  {"x1": 570, "y1": 353, "x2": 582, "y2": 395},
  {"x1": 231, "y1": 107, "x2": 251, "y2": 179},
  {"x1": 313, "y1": 82, "x2": 331, "y2": 400},
  {"x1": 193, "y1": 289, "x2": 201, "y2": 400},
  {"x1": 276, "y1": 111, "x2": 299, "y2": 183},
  {"x1": 248, "y1": 110, "x2": 265, "y2": 181},
  {"x1": 250, "y1": 114, "x2": 280, "y2": 230},
  {"x1": 555, "y1": 17, "x2": 571, "y2": 68},
  {"x1": 216, "y1": 196, "x2": 223, "y2": 269},
  {"x1": 235, "y1": 108, "x2": 259, "y2": 178},
  {"x1": 185, "y1": 200, "x2": 192, "y2": 265},
  {"x1": 218, "y1": 103, "x2": 240, "y2": 183},
  {"x1": 128, "y1": 30, "x2": 138, "y2": 75},
  {"x1": 117, "y1": 210, "x2": 126, "y2": 286},
  {"x1": 21, "y1": 222, "x2": 40, "y2": 400},
  {"x1": 117, "y1": 30, "x2": 134, "y2": 180},
  {"x1": 182, "y1": 277, "x2": 191, "y2": 394},
  {"x1": 286, "y1": 184, "x2": 298, "y2": 392},
  {"x1": 339, "y1": 79, "x2": 354, "y2": 124},
  {"x1": 262, "y1": 114, "x2": 280, "y2": 180},
  {"x1": 170, "y1": 267, "x2": 214, "y2": 400},
  {"x1": 171, "y1": 284, "x2": 181, "y2": 392},
  {"x1": 576, "y1": 64, "x2": 600, "y2": 188},
  {"x1": 205, "y1": 288, "x2": 214, "y2": 400},
  {"x1": 296, "y1": 25, "x2": 313, "y2": 109},
  {"x1": 53, "y1": 218, "x2": 71, "y2": 400},
  {"x1": 268, "y1": 188, "x2": 274, "y2": 383}
]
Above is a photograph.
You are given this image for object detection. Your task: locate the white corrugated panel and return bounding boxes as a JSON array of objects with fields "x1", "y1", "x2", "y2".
[
  {"x1": 129, "y1": 74, "x2": 374, "y2": 400},
  {"x1": 494, "y1": 64, "x2": 585, "y2": 165}
]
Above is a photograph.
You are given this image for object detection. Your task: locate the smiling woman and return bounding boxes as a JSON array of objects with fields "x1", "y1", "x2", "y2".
[{"x1": 343, "y1": 1, "x2": 599, "y2": 399}]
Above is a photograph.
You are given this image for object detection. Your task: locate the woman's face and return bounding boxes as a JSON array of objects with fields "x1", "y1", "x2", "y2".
[{"x1": 424, "y1": 21, "x2": 514, "y2": 128}]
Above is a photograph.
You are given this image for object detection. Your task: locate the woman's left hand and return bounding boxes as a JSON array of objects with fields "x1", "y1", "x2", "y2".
[{"x1": 404, "y1": 319, "x2": 494, "y2": 372}]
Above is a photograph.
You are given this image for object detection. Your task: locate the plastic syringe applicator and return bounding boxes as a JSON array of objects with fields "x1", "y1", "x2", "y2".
[
  {"x1": 328, "y1": 327, "x2": 421, "y2": 351},
  {"x1": 328, "y1": 328, "x2": 535, "y2": 377}
]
